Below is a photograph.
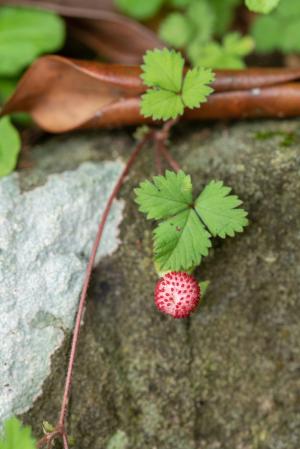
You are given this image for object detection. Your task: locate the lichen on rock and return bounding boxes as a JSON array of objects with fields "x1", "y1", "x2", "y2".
[{"x1": 0, "y1": 158, "x2": 124, "y2": 424}]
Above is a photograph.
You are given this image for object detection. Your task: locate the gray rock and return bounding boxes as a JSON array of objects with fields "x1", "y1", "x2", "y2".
[
  {"x1": 7, "y1": 122, "x2": 300, "y2": 449},
  {"x1": 0, "y1": 158, "x2": 124, "y2": 424}
]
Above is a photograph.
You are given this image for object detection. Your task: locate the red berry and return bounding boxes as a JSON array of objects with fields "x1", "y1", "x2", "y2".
[{"x1": 154, "y1": 271, "x2": 200, "y2": 319}]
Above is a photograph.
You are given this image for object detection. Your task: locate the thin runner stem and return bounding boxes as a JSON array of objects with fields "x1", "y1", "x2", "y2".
[
  {"x1": 37, "y1": 132, "x2": 151, "y2": 449},
  {"x1": 157, "y1": 138, "x2": 181, "y2": 172},
  {"x1": 35, "y1": 118, "x2": 181, "y2": 449},
  {"x1": 155, "y1": 142, "x2": 163, "y2": 174},
  {"x1": 58, "y1": 133, "x2": 151, "y2": 429},
  {"x1": 62, "y1": 432, "x2": 70, "y2": 449}
]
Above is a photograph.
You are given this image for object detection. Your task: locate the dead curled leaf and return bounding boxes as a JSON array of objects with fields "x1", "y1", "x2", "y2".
[{"x1": 3, "y1": 56, "x2": 300, "y2": 133}]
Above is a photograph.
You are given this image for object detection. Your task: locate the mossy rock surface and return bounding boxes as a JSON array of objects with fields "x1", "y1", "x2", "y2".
[{"x1": 23, "y1": 121, "x2": 300, "y2": 449}]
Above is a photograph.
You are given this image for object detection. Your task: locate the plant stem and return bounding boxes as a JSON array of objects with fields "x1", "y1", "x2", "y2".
[
  {"x1": 35, "y1": 118, "x2": 181, "y2": 449},
  {"x1": 155, "y1": 118, "x2": 181, "y2": 172},
  {"x1": 62, "y1": 432, "x2": 70, "y2": 449},
  {"x1": 157, "y1": 139, "x2": 181, "y2": 172},
  {"x1": 155, "y1": 142, "x2": 163, "y2": 174},
  {"x1": 37, "y1": 133, "x2": 151, "y2": 449}
]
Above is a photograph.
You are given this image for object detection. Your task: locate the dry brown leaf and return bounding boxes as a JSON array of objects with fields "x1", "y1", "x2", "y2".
[{"x1": 3, "y1": 56, "x2": 300, "y2": 132}]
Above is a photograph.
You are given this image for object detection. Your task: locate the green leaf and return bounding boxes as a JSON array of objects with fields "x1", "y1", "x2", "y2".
[
  {"x1": 280, "y1": 20, "x2": 300, "y2": 52},
  {"x1": 169, "y1": 0, "x2": 193, "y2": 7},
  {"x1": 210, "y1": 0, "x2": 241, "y2": 36},
  {"x1": 276, "y1": 0, "x2": 300, "y2": 17},
  {"x1": 199, "y1": 280, "x2": 210, "y2": 298},
  {"x1": 136, "y1": 170, "x2": 248, "y2": 272},
  {"x1": 141, "y1": 48, "x2": 184, "y2": 92},
  {"x1": 159, "y1": 13, "x2": 193, "y2": 48},
  {"x1": 135, "y1": 170, "x2": 193, "y2": 220},
  {"x1": 251, "y1": 2, "x2": 300, "y2": 54},
  {"x1": 141, "y1": 89, "x2": 184, "y2": 121},
  {"x1": 192, "y1": 33, "x2": 254, "y2": 69},
  {"x1": 140, "y1": 49, "x2": 215, "y2": 120},
  {"x1": 195, "y1": 180, "x2": 248, "y2": 238},
  {"x1": 0, "y1": 117, "x2": 21, "y2": 177},
  {"x1": 223, "y1": 32, "x2": 255, "y2": 56},
  {"x1": 251, "y1": 15, "x2": 281, "y2": 52},
  {"x1": 187, "y1": 0, "x2": 215, "y2": 35},
  {"x1": 245, "y1": 0, "x2": 280, "y2": 14},
  {"x1": 154, "y1": 209, "x2": 212, "y2": 271},
  {"x1": 0, "y1": 417, "x2": 36, "y2": 449},
  {"x1": 182, "y1": 67, "x2": 214, "y2": 109},
  {"x1": 0, "y1": 7, "x2": 65, "y2": 77},
  {"x1": 114, "y1": 0, "x2": 164, "y2": 19}
]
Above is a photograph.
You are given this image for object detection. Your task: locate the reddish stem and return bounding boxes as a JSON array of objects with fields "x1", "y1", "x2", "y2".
[
  {"x1": 59, "y1": 133, "x2": 150, "y2": 435},
  {"x1": 155, "y1": 143, "x2": 163, "y2": 175},
  {"x1": 157, "y1": 139, "x2": 181, "y2": 172},
  {"x1": 155, "y1": 118, "x2": 181, "y2": 172},
  {"x1": 62, "y1": 432, "x2": 70, "y2": 449},
  {"x1": 36, "y1": 431, "x2": 60, "y2": 449},
  {"x1": 37, "y1": 133, "x2": 151, "y2": 449},
  {"x1": 36, "y1": 119, "x2": 181, "y2": 449}
]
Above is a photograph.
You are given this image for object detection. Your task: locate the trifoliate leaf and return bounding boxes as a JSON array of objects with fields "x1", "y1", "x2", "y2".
[
  {"x1": 245, "y1": 0, "x2": 280, "y2": 14},
  {"x1": 0, "y1": 417, "x2": 36, "y2": 449},
  {"x1": 182, "y1": 67, "x2": 214, "y2": 109},
  {"x1": 159, "y1": 13, "x2": 193, "y2": 49},
  {"x1": 195, "y1": 180, "x2": 248, "y2": 238},
  {"x1": 135, "y1": 170, "x2": 193, "y2": 220},
  {"x1": 114, "y1": 0, "x2": 164, "y2": 19},
  {"x1": 223, "y1": 32, "x2": 255, "y2": 56},
  {"x1": 154, "y1": 209, "x2": 212, "y2": 271},
  {"x1": 186, "y1": 0, "x2": 215, "y2": 33},
  {"x1": 210, "y1": 0, "x2": 241, "y2": 36},
  {"x1": 140, "y1": 49, "x2": 215, "y2": 120},
  {"x1": 141, "y1": 48, "x2": 184, "y2": 92},
  {"x1": 193, "y1": 33, "x2": 254, "y2": 69},
  {"x1": 141, "y1": 89, "x2": 184, "y2": 121},
  {"x1": 0, "y1": 117, "x2": 21, "y2": 178},
  {"x1": 0, "y1": 7, "x2": 65, "y2": 77},
  {"x1": 251, "y1": 15, "x2": 281, "y2": 52},
  {"x1": 203, "y1": 49, "x2": 246, "y2": 69},
  {"x1": 137, "y1": 170, "x2": 248, "y2": 272}
]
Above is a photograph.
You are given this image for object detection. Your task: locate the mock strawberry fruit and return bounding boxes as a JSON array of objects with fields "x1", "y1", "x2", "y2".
[{"x1": 154, "y1": 271, "x2": 200, "y2": 318}]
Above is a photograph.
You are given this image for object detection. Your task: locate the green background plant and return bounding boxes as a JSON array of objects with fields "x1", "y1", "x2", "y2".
[
  {"x1": 251, "y1": 0, "x2": 300, "y2": 53},
  {"x1": 0, "y1": 6, "x2": 65, "y2": 178},
  {"x1": 0, "y1": 417, "x2": 36, "y2": 449}
]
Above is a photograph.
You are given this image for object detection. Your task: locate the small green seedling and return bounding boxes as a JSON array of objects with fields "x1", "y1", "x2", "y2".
[
  {"x1": 135, "y1": 170, "x2": 248, "y2": 273},
  {"x1": 140, "y1": 48, "x2": 215, "y2": 121}
]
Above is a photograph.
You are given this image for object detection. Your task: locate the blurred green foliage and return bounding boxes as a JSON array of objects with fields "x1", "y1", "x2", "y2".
[
  {"x1": 158, "y1": 0, "x2": 254, "y2": 68},
  {"x1": 0, "y1": 417, "x2": 36, "y2": 449},
  {"x1": 251, "y1": 0, "x2": 300, "y2": 53},
  {"x1": 0, "y1": 6, "x2": 65, "y2": 178}
]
